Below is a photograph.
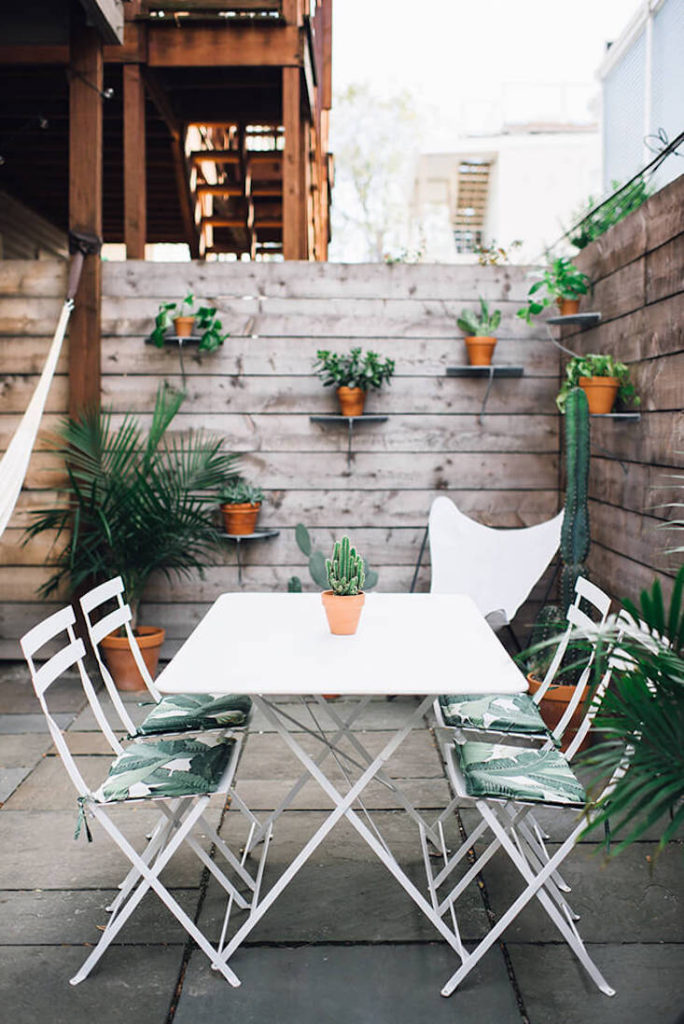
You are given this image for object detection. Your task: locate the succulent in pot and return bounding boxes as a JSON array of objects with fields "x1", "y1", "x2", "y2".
[
  {"x1": 321, "y1": 536, "x2": 366, "y2": 635},
  {"x1": 556, "y1": 353, "x2": 639, "y2": 415},
  {"x1": 456, "y1": 298, "x2": 502, "y2": 366},
  {"x1": 313, "y1": 347, "x2": 395, "y2": 416},
  {"x1": 517, "y1": 257, "x2": 590, "y2": 323},
  {"x1": 219, "y1": 477, "x2": 264, "y2": 536}
]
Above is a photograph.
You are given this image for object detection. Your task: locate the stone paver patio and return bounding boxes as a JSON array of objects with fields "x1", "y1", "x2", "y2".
[{"x1": 0, "y1": 662, "x2": 682, "y2": 1024}]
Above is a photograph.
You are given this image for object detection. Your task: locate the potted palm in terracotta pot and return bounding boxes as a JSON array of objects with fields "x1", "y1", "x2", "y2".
[
  {"x1": 321, "y1": 536, "x2": 366, "y2": 636},
  {"x1": 313, "y1": 347, "x2": 395, "y2": 416},
  {"x1": 219, "y1": 477, "x2": 264, "y2": 535},
  {"x1": 24, "y1": 384, "x2": 239, "y2": 690},
  {"x1": 457, "y1": 298, "x2": 502, "y2": 366}
]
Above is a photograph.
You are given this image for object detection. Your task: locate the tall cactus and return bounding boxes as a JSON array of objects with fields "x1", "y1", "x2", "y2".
[
  {"x1": 326, "y1": 536, "x2": 366, "y2": 596},
  {"x1": 560, "y1": 386, "x2": 591, "y2": 613}
]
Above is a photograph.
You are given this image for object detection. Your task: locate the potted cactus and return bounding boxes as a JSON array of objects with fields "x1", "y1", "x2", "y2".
[
  {"x1": 219, "y1": 477, "x2": 264, "y2": 535},
  {"x1": 321, "y1": 536, "x2": 366, "y2": 636},
  {"x1": 456, "y1": 298, "x2": 502, "y2": 366}
]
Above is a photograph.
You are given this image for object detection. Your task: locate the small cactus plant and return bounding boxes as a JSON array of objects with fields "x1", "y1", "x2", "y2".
[
  {"x1": 326, "y1": 536, "x2": 365, "y2": 596},
  {"x1": 294, "y1": 523, "x2": 378, "y2": 590}
]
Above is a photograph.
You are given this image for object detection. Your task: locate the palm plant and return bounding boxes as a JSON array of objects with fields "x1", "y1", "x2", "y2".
[{"x1": 24, "y1": 384, "x2": 239, "y2": 622}]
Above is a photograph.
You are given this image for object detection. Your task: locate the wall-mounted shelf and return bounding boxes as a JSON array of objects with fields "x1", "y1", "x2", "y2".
[
  {"x1": 591, "y1": 412, "x2": 641, "y2": 421},
  {"x1": 144, "y1": 335, "x2": 203, "y2": 346},
  {"x1": 546, "y1": 312, "x2": 601, "y2": 327},
  {"x1": 445, "y1": 365, "x2": 524, "y2": 422},
  {"x1": 219, "y1": 529, "x2": 279, "y2": 585},
  {"x1": 309, "y1": 415, "x2": 388, "y2": 467}
]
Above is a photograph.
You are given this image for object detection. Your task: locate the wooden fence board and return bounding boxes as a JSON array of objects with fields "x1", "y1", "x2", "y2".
[
  {"x1": 556, "y1": 290, "x2": 684, "y2": 363},
  {"x1": 587, "y1": 257, "x2": 645, "y2": 323},
  {"x1": 646, "y1": 232, "x2": 684, "y2": 306}
]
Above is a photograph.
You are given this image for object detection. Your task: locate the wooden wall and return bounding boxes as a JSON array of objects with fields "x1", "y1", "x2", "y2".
[
  {"x1": 568, "y1": 172, "x2": 684, "y2": 604},
  {"x1": 0, "y1": 260, "x2": 561, "y2": 657}
]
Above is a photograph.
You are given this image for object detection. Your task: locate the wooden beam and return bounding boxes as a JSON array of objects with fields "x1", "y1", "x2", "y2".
[
  {"x1": 147, "y1": 24, "x2": 300, "y2": 66},
  {"x1": 69, "y1": 18, "x2": 103, "y2": 418},
  {"x1": 282, "y1": 66, "x2": 305, "y2": 259},
  {"x1": 123, "y1": 64, "x2": 147, "y2": 259},
  {"x1": 79, "y1": 0, "x2": 125, "y2": 45}
]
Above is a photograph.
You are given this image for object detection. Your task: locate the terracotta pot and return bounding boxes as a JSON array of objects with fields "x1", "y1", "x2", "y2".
[
  {"x1": 337, "y1": 386, "x2": 366, "y2": 417},
  {"x1": 321, "y1": 590, "x2": 365, "y2": 636},
  {"x1": 173, "y1": 315, "x2": 195, "y2": 337},
  {"x1": 556, "y1": 298, "x2": 580, "y2": 317},
  {"x1": 221, "y1": 502, "x2": 261, "y2": 536},
  {"x1": 465, "y1": 336, "x2": 497, "y2": 366},
  {"x1": 527, "y1": 672, "x2": 589, "y2": 752},
  {"x1": 101, "y1": 626, "x2": 165, "y2": 692},
  {"x1": 578, "y1": 376, "x2": 619, "y2": 415}
]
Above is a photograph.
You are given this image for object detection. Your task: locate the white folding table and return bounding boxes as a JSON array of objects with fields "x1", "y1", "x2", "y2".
[{"x1": 155, "y1": 592, "x2": 527, "y2": 986}]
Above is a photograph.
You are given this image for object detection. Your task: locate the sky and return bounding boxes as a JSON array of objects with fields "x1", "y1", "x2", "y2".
[{"x1": 332, "y1": 0, "x2": 641, "y2": 147}]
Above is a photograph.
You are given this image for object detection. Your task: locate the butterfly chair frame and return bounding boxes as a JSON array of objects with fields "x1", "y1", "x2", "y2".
[
  {"x1": 423, "y1": 633, "x2": 621, "y2": 998},
  {"x1": 20, "y1": 605, "x2": 270, "y2": 987}
]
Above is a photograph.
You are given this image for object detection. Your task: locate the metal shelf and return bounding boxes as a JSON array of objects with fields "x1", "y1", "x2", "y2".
[
  {"x1": 445, "y1": 366, "x2": 525, "y2": 422},
  {"x1": 309, "y1": 415, "x2": 388, "y2": 467},
  {"x1": 546, "y1": 312, "x2": 601, "y2": 327},
  {"x1": 219, "y1": 529, "x2": 280, "y2": 585},
  {"x1": 591, "y1": 412, "x2": 641, "y2": 421},
  {"x1": 144, "y1": 335, "x2": 203, "y2": 346}
]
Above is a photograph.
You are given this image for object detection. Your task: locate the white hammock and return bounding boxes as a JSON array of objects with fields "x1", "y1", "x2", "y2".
[{"x1": 0, "y1": 298, "x2": 74, "y2": 539}]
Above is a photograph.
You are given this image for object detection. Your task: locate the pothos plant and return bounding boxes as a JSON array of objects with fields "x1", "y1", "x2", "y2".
[
  {"x1": 556, "y1": 354, "x2": 640, "y2": 412},
  {"x1": 149, "y1": 293, "x2": 227, "y2": 352},
  {"x1": 517, "y1": 257, "x2": 590, "y2": 324}
]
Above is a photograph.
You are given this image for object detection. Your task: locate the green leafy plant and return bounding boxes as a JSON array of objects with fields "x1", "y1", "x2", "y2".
[
  {"x1": 313, "y1": 348, "x2": 395, "y2": 391},
  {"x1": 23, "y1": 384, "x2": 239, "y2": 622},
  {"x1": 569, "y1": 177, "x2": 652, "y2": 250},
  {"x1": 473, "y1": 239, "x2": 523, "y2": 266},
  {"x1": 326, "y1": 536, "x2": 365, "y2": 596},
  {"x1": 517, "y1": 257, "x2": 590, "y2": 324},
  {"x1": 456, "y1": 298, "x2": 502, "y2": 336},
  {"x1": 218, "y1": 478, "x2": 264, "y2": 506},
  {"x1": 556, "y1": 354, "x2": 640, "y2": 413},
  {"x1": 290, "y1": 523, "x2": 379, "y2": 592},
  {"x1": 149, "y1": 293, "x2": 227, "y2": 352}
]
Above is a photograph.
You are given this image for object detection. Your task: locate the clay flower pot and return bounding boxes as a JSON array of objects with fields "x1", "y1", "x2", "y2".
[
  {"x1": 221, "y1": 502, "x2": 261, "y2": 535},
  {"x1": 556, "y1": 298, "x2": 580, "y2": 317},
  {"x1": 321, "y1": 590, "x2": 365, "y2": 636},
  {"x1": 465, "y1": 336, "x2": 497, "y2": 366},
  {"x1": 578, "y1": 376, "x2": 619, "y2": 415},
  {"x1": 337, "y1": 386, "x2": 366, "y2": 417},
  {"x1": 527, "y1": 672, "x2": 589, "y2": 752},
  {"x1": 173, "y1": 315, "x2": 195, "y2": 337},
  {"x1": 101, "y1": 626, "x2": 165, "y2": 692}
]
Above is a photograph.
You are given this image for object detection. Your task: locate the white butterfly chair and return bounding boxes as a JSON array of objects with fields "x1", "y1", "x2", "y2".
[
  {"x1": 426, "y1": 496, "x2": 564, "y2": 645},
  {"x1": 19, "y1": 605, "x2": 269, "y2": 987},
  {"x1": 424, "y1": 631, "x2": 622, "y2": 999}
]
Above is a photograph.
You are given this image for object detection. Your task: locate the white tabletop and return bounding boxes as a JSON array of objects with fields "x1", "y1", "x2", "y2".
[{"x1": 155, "y1": 592, "x2": 527, "y2": 697}]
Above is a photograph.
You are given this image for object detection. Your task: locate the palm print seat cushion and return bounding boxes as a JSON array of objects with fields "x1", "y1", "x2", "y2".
[
  {"x1": 439, "y1": 692, "x2": 548, "y2": 735},
  {"x1": 138, "y1": 693, "x2": 253, "y2": 735},
  {"x1": 92, "y1": 734, "x2": 236, "y2": 803},
  {"x1": 454, "y1": 739, "x2": 586, "y2": 805}
]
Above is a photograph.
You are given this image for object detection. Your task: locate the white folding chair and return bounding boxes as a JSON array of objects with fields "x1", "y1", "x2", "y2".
[
  {"x1": 20, "y1": 605, "x2": 270, "y2": 987},
  {"x1": 424, "y1": 630, "x2": 622, "y2": 999},
  {"x1": 434, "y1": 576, "x2": 612, "y2": 747}
]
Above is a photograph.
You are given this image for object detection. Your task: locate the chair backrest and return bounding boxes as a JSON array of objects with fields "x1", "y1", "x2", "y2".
[
  {"x1": 20, "y1": 605, "x2": 125, "y2": 797},
  {"x1": 80, "y1": 577, "x2": 161, "y2": 736},
  {"x1": 428, "y1": 496, "x2": 563, "y2": 622}
]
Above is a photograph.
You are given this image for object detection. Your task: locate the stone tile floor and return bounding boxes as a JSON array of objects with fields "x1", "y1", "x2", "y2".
[{"x1": 0, "y1": 660, "x2": 682, "y2": 1024}]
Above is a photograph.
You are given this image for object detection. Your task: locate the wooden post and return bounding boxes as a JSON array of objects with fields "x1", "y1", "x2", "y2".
[
  {"x1": 69, "y1": 18, "x2": 102, "y2": 417},
  {"x1": 282, "y1": 66, "x2": 306, "y2": 260},
  {"x1": 123, "y1": 64, "x2": 147, "y2": 259}
]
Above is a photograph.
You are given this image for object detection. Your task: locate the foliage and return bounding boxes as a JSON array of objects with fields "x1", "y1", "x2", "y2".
[
  {"x1": 658, "y1": 462, "x2": 684, "y2": 557},
  {"x1": 457, "y1": 298, "x2": 502, "y2": 337},
  {"x1": 313, "y1": 348, "x2": 395, "y2": 392},
  {"x1": 579, "y1": 567, "x2": 684, "y2": 859},
  {"x1": 149, "y1": 293, "x2": 228, "y2": 352},
  {"x1": 290, "y1": 523, "x2": 378, "y2": 592},
  {"x1": 326, "y1": 536, "x2": 365, "y2": 596},
  {"x1": 560, "y1": 388, "x2": 591, "y2": 613},
  {"x1": 473, "y1": 239, "x2": 523, "y2": 266},
  {"x1": 524, "y1": 603, "x2": 564, "y2": 680},
  {"x1": 517, "y1": 257, "x2": 590, "y2": 324},
  {"x1": 569, "y1": 177, "x2": 652, "y2": 250},
  {"x1": 23, "y1": 384, "x2": 239, "y2": 619},
  {"x1": 556, "y1": 353, "x2": 640, "y2": 413},
  {"x1": 218, "y1": 477, "x2": 264, "y2": 506}
]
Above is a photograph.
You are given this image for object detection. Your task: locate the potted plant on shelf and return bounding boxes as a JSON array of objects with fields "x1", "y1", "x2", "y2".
[
  {"x1": 149, "y1": 293, "x2": 227, "y2": 351},
  {"x1": 321, "y1": 536, "x2": 366, "y2": 636},
  {"x1": 556, "y1": 353, "x2": 639, "y2": 415},
  {"x1": 219, "y1": 477, "x2": 264, "y2": 535},
  {"x1": 456, "y1": 298, "x2": 502, "y2": 366},
  {"x1": 23, "y1": 384, "x2": 239, "y2": 690},
  {"x1": 517, "y1": 256, "x2": 590, "y2": 323},
  {"x1": 313, "y1": 347, "x2": 395, "y2": 416}
]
